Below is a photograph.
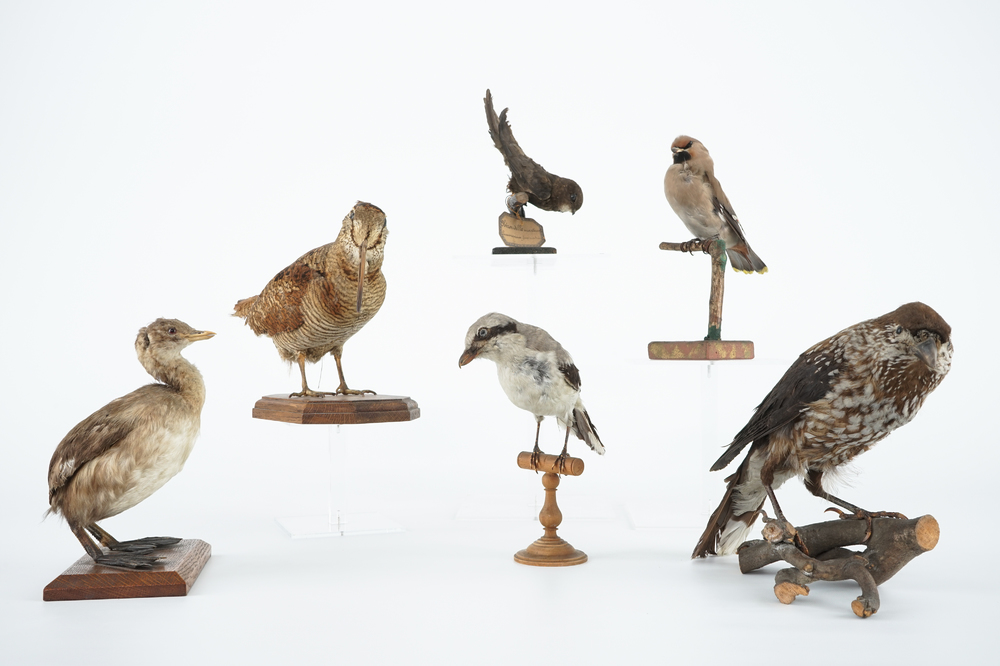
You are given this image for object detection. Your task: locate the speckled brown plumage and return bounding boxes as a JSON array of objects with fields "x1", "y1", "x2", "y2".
[
  {"x1": 693, "y1": 302, "x2": 952, "y2": 558},
  {"x1": 47, "y1": 318, "x2": 215, "y2": 569},
  {"x1": 234, "y1": 201, "x2": 388, "y2": 397}
]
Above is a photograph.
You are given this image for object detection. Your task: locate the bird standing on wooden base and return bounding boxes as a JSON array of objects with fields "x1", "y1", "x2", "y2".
[
  {"x1": 484, "y1": 90, "x2": 583, "y2": 219},
  {"x1": 664, "y1": 135, "x2": 767, "y2": 274},
  {"x1": 459, "y1": 313, "x2": 604, "y2": 470},
  {"x1": 692, "y1": 302, "x2": 952, "y2": 558},
  {"x1": 235, "y1": 201, "x2": 388, "y2": 398},
  {"x1": 47, "y1": 319, "x2": 215, "y2": 569}
]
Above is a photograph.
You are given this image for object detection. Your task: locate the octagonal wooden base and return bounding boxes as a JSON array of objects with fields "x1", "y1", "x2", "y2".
[
  {"x1": 647, "y1": 340, "x2": 754, "y2": 361},
  {"x1": 252, "y1": 394, "x2": 420, "y2": 425},
  {"x1": 43, "y1": 539, "x2": 210, "y2": 601}
]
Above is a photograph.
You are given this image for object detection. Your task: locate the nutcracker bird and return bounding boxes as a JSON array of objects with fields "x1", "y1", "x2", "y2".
[
  {"x1": 692, "y1": 302, "x2": 952, "y2": 558},
  {"x1": 235, "y1": 201, "x2": 387, "y2": 397},
  {"x1": 664, "y1": 135, "x2": 766, "y2": 274},
  {"x1": 459, "y1": 313, "x2": 604, "y2": 469},
  {"x1": 484, "y1": 89, "x2": 583, "y2": 218},
  {"x1": 47, "y1": 319, "x2": 215, "y2": 569}
]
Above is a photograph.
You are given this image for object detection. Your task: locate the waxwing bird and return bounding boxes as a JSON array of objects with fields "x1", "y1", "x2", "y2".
[
  {"x1": 47, "y1": 319, "x2": 215, "y2": 569},
  {"x1": 459, "y1": 313, "x2": 604, "y2": 469},
  {"x1": 692, "y1": 302, "x2": 952, "y2": 558},
  {"x1": 234, "y1": 201, "x2": 388, "y2": 398},
  {"x1": 664, "y1": 135, "x2": 767, "y2": 274},
  {"x1": 484, "y1": 90, "x2": 583, "y2": 218}
]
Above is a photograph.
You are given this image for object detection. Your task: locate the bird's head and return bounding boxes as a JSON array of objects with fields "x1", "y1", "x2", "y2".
[
  {"x1": 670, "y1": 135, "x2": 707, "y2": 166},
  {"x1": 340, "y1": 201, "x2": 388, "y2": 313},
  {"x1": 875, "y1": 302, "x2": 953, "y2": 381},
  {"x1": 458, "y1": 313, "x2": 519, "y2": 367},
  {"x1": 135, "y1": 319, "x2": 215, "y2": 366},
  {"x1": 557, "y1": 179, "x2": 583, "y2": 214}
]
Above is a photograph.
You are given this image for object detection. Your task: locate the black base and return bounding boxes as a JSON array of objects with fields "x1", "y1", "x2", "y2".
[{"x1": 492, "y1": 247, "x2": 557, "y2": 255}]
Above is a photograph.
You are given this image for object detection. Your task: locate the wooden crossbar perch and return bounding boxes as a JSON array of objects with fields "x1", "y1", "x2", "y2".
[
  {"x1": 513, "y1": 452, "x2": 587, "y2": 567},
  {"x1": 737, "y1": 515, "x2": 939, "y2": 618}
]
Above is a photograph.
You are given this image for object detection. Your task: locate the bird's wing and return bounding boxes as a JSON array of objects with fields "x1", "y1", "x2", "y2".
[
  {"x1": 241, "y1": 262, "x2": 321, "y2": 335},
  {"x1": 47, "y1": 387, "x2": 171, "y2": 500},
  {"x1": 706, "y1": 171, "x2": 752, "y2": 247},
  {"x1": 558, "y1": 362, "x2": 581, "y2": 391},
  {"x1": 484, "y1": 92, "x2": 553, "y2": 200},
  {"x1": 710, "y1": 339, "x2": 842, "y2": 471}
]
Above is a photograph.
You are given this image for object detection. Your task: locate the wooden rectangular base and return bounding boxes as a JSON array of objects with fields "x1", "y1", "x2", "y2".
[
  {"x1": 252, "y1": 394, "x2": 420, "y2": 425},
  {"x1": 43, "y1": 539, "x2": 211, "y2": 601},
  {"x1": 647, "y1": 340, "x2": 754, "y2": 360}
]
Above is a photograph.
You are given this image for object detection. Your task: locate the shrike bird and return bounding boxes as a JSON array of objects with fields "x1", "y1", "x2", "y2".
[
  {"x1": 692, "y1": 302, "x2": 952, "y2": 558},
  {"x1": 484, "y1": 89, "x2": 583, "y2": 218},
  {"x1": 459, "y1": 313, "x2": 604, "y2": 469},
  {"x1": 664, "y1": 135, "x2": 767, "y2": 274},
  {"x1": 47, "y1": 319, "x2": 215, "y2": 569},
  {"x1": 235, "y1": 201, "x2": 388, "y2": 398}
]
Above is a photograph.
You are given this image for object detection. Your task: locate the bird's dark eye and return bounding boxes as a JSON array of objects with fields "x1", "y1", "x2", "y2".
[
  {"x1": 168, "y1": 327, "x2": 177, "y2": 335},
  {"x1": 570, "y1": 194, "x2": 577, "y2": 202},
  {"x1": 477, "y1": 327, "x2": 489, "y2": 339},
  {"x1": 684, "y1": 140, "x2": 693, "y2": 149},
  {"x1": 894, "y1": 326, "x2": 903, "y2": 335}
]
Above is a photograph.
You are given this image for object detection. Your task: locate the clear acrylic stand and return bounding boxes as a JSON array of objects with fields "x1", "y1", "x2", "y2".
[{"x1": 275, "y1": 424, "x2": 404, "y2": 538}]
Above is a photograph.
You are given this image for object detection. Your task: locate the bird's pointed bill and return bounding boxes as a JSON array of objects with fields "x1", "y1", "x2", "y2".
[
  {"x1": 185, "y1": 330, "x2": 216, "y2": 342},
  {"x1": 914, "y1": 337, "x2": 938, "y2": 369},
  {"x1": 356, "y1": 239, "x2": 367, "y2": 314},
  {"x1": 458, "y1": 348, "x2": 478, "y2": 368}
]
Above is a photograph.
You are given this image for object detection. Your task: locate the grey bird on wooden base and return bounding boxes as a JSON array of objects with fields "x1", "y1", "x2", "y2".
[
  {"x1": 459, "y1": 313, "x2": 604, "y2": 470},
  {"x1": 234, "y1": 201, "x2": 388, "y2": 398},
  {"x1": 47, "y1": 318, "x2": 215, "y2": 569}
]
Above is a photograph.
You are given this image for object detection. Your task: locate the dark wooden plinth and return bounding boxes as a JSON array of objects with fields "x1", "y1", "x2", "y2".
[
  {"x1": 492, "y1": 246, "x2": 557, "y2": 255},
  {"x1": 43, "y1": 539, "x2": 210, "y2": 602},
  {"x1": 648, "y1": 340, "x2": 754, "y2": 360},
  {"x1": 252, "y1": 394, "x2": 420, "y2": 425}
]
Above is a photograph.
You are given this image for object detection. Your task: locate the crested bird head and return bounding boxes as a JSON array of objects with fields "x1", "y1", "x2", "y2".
[
  {"x1": 670, "y1": 135, "x2": 708, "y2": 166},
  {"x1": 459, "y1": 312, "x2": 519, "y2": 367},
  {"x1": 339, "y1": 201, "x2": 388, "y2": 314}
]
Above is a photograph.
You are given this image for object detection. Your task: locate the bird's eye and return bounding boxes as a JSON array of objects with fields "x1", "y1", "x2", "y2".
[
  {"x1": 349, "y1": 210, "x2": 355, "y2": 220},
  {"x1": 570, "y1": 193, "x2": 577, "y2": 202},
  {"x1": 894, "y1": 326, "x2": 903, "y2": 335},
  {"x1": 168, "y1": 327, "x2": 177, "y2": 335},
  {"x1": 477, "y1": 327, "x2": 488, "y2": 339},
  {"x1": 684, "y1": 140, "x2": 693, "y2": 149}
]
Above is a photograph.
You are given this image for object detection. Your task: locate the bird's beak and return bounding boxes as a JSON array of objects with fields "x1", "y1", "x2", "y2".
[
  {"x1": 356, "y1": 238, "x2": 368, "y2": 314},
  {"x1": 671, "y1": 146, "x2": 680, "y2": 154},
  {"x1": 458, "y1": 347, "x2": 478, "y2": 368},
  {"x1": 185, "y1": 330, "x2": 216, "y2": 342},
  {"x1": 914, "y1": 337, "x2": 939, "y2": 370}
]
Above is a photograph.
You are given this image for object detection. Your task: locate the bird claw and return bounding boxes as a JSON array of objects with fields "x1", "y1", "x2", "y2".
[
  {"x1": 760, "y1": 511, "x2": 810, "y2": 556},
  {"x1": 94, "y1": 552, "x2": 165, "y2": 570},
  {"x1": 108, "y1": 536, "x2": 182, "y2": 553},
  {"x1": 825, "y1": 507, "x2": 907, "y2": 543},
  {"x1": 336, "y1": 387, "x2": 377, "y2": 396}
]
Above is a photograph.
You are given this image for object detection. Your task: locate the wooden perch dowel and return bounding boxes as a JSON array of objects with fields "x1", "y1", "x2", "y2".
[
  {"x1": 516, "y1": 451, "x2": 584, "y2": 476},
  {"x1": 659, "y1": 239, "x2": 726, "y2": 340},
  {"x1": 737, "y1": 515, "x2": 939, "y2": 618}
]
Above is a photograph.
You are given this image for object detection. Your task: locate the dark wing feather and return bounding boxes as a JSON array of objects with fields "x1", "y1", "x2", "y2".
[
  {"x1": 707, "y1": 171, "x2": 752, "y2": 248},
  {"x1": 559, "y1": 363, "x2": 581, "y2": 392},
  {"x1": 710, "y1": 340, "x2": 842, "y2": 471},
  {"x1": 483, "y1": 90, "x2": 553, "y2": 200}
]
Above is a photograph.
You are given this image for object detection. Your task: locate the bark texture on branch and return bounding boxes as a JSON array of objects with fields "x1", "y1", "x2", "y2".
[{"x1": 737, "y1": 515, "x2": 938, "y2": 618}]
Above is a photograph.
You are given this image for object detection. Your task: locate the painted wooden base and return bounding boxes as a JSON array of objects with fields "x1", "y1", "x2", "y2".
[
  {"x1": 43, "y1": 539, "x2": 210, "y2": 601},
  {"x1": 647, "y1": 340, "x2": 755, "y2": 360},
  {"x1": 497, "y1": 212, "x2": 546, "y2": 247},
  {"x1": 252, "y1": 394, "x2": 420, "y2": 425}
]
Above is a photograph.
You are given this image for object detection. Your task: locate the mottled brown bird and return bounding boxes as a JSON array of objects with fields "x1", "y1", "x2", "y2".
[
  {"x1": 47, "y1": 319, "x2": 215, "y2": 569},
  {"x1": 234, "y1": 201, "x2": 387, "y2": 398},
  {"x1": 693, "y1": 302, "x2": 952, "y2": 558},
  {"x1": 664, "y1": 135, "x2": 766, "y2": 274},
  {"x1": 484, "y1": 89, "x2": 583, "y2": 218}
]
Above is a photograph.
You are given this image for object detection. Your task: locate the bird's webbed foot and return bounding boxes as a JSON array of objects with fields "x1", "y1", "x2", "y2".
[
  {"x1": 825, "y1": 507, "x2": 908, "y2": 543},
  {"x1": 760, "y1": 510, "x2": 810, "y2": 556},
  {"x1": 107, "y1": 536, "x2": 182, "y2": 553},
  {"x1": 94, "y1": 552, "x2": 165, "y2": 570}
]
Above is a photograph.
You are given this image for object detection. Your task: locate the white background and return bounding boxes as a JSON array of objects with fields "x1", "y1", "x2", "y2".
[{"x1": 1, "y1": 1, "x2": 996, "y2": 663}]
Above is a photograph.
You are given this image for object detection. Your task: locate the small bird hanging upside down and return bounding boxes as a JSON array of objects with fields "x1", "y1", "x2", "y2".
[
  {"x1": 692, "y1": 302, "x2": 952, "y2": 558},
  {"x1": 459, "y1": 313, "x2": 604, "y2": 471},
  {"x1": 484, "y1": 89, "x2": 583, "y2": 219},
  {"x1": 47, "y1": 319, "x2": 215, "y2": 569},
  {"x1": 234, "y1": 201, "x2": 388, "y2": 398},
  {"x1": 664, "y1": 135, "x2": 767, "y2": 274}
]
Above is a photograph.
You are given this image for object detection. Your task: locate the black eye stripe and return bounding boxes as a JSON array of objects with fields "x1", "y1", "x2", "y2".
[{"x1": 479, "y1": 321, "x2": 517, "y2": 341}]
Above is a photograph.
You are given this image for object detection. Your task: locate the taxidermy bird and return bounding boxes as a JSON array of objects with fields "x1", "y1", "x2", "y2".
[
  {"x1": 234, "y1": 201, "x2": 388, "y2": 397},
  {"x1": 664, "y1": 135, "x2": 767, "y2": 274},
  {"x1": 47, "y1": 318, "x2": 215, "y2": 569},
  {"x1": 484, "y1": 89, "x2": 583, "y2": 218},
  {"x1": 692, "y1": 302, "x2": 952, "y2": 558},
  {"x1": 459, "y1": 313, "x2": 604, "y2": 469}
]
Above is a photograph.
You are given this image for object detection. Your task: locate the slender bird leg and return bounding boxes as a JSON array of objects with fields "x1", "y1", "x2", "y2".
[
  {"x1": 332, "y1": 350, "x2": 376, "y2": 396},
  {"x1": 762, "y1": 484, "x2": 809, "y2": 555},
  {"x1": 554, "y1": 425, "x2": 572, "y2": 475},
  {"x1": 530, "y1": 419, "x2": 543, "y2": 471},
  {"x1": 289, "y1": 353, "x2": 337, "y2": 398},
  {"x1": 71, "y1": 523, "x2": 161, "y2": 570},
  {"x1": 87, "y1": 524, "x2": 180, "y2": 553},
  {"x1": 806, "y1": 470, "x2": 906, "y2": 543}
]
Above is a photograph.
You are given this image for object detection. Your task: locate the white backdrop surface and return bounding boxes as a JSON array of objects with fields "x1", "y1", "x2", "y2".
[{"x1": 1, "y1": 2, "x2": 996, "y2": 663}]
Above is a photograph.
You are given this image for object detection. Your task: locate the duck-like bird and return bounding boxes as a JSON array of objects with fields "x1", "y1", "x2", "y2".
[
  {"x1": 47, "y1": 318, "x2": 215, "y2": 569},
  {"x1": 459, "y1": 313, "x2": 604, "y2": 469},
  {"x1": 485, "y1": 89, "x2": 583, "y2": 218},
  {"x1": 234, "y1": 201, "x2": 388, "y2": 397}
]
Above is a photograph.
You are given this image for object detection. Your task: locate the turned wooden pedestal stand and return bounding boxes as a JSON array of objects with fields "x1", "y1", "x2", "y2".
[
  {"x1": 513, "y1": 452, "x2": 587, "y2": 567},
  {"x1": 252, "y1": 393, "x2": 419, "y2": 537},
  {"x1": 44, "y1": 539, "x2": 211, "y2": 602},
  {"x1": 492, "y1": 212, "x2": 557, "y2": 255},
  {"x1": 648, "y1": 239, "x2": 754, "y2": 361}
]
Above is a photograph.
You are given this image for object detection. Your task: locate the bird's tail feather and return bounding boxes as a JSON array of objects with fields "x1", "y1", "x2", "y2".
[
  {"x1": 726, "y1": 243, "x2": 767, "y2": 274},
  {"x1": 233, "y1": 295, "x2": 258, "y2": 319},
  {"x1": 571, "y1": 403, "x2": 605, "y2": 455},
  {"x1": 692, "y1": 458, "x2": 765, "y2": 558}
]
